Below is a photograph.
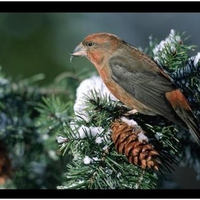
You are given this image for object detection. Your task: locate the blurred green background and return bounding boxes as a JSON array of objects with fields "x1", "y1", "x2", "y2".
[
  {"x1": 0, "y1": 12, "x2": 200, "y2": 189},
  {"x1": 1, "y1": 13, "x2": 200, "y2": 85}
]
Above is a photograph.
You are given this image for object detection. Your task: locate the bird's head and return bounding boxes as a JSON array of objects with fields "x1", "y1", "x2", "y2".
[{"x1": 70, "y1": 32, "x2": 124, "y2": 65}]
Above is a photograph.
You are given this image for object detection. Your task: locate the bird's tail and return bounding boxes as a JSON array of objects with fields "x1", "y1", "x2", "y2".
[
  {"x1": 165, "y1": 89, "x2": 200, "y2": 145},
  {"x1": 179, "y1": 108, "x2": 200, "y2": 146}
]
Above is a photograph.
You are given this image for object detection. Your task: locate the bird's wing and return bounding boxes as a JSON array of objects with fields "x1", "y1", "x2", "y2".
[{"x1": 109, "y1": 55, "x2": 182, "y2": 124}]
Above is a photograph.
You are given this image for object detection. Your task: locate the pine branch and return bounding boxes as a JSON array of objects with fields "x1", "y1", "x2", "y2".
[
  {"x1": 0, "y1": 68, "x2": 76, "y2": 188},
  {"x1": 148, "y1": 29, "x2": 200, "y2": 181},
  {"x1": 150, "y1": 30, "x2": 196, "y2": 73},
  {"x1": 57, "y1": 83, "x2": 180, "y2": 189}
]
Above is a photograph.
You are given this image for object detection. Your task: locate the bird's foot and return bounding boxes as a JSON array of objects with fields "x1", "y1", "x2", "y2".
[{"x1": 124, "y1": 109, "x2": 138, "y2": 116}]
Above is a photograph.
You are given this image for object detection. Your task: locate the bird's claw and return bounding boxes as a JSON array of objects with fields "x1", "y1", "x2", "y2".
[{"x1": 124, "y1": 109, "x2": 138, "y2": 116}]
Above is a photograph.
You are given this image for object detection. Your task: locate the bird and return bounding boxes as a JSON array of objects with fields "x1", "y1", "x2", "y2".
[{"x1": 70, "y1": 32, "x2": 200, "y2": 145}]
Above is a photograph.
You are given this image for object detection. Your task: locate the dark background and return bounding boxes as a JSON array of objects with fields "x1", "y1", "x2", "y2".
[{"x1": 0, "y1": 11, "x2": 200, "y2": 189}]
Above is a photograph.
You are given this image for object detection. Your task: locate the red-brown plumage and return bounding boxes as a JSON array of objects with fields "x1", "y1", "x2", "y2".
[
  {"x1": 71, "y1": 32, "x2": 200, "y2": 145},
  {"x1": 166, "y1": 89, "x2": 191, "y2": 111}
]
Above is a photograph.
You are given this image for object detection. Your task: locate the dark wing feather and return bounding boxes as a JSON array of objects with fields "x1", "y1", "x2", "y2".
[{"x1": 109, "y1": 55, "x2": 185, "y2": 126}]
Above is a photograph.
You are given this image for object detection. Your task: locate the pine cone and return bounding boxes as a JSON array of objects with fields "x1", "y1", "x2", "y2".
[
  {"x1": 0, "y1": 141, "x2": 12, "y2": 185},
  {"x1": 111, "y1": 118, "x2": 160, "y2": 170}
]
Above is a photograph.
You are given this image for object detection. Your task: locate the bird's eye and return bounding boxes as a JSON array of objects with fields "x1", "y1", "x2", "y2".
[{"x1": 86, "y1": 42, "x2": 95, "y2": 47}]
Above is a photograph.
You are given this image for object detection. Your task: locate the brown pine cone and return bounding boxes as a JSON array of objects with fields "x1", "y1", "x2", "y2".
[
  {"x1": 0, "y1": 141, "x2": 12, "y2": 185},
  {"x1": 111, "y1": 118, "x2": 160, "y2": 170}
]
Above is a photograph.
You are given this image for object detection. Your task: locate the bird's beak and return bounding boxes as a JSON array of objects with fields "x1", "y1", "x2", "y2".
[{"x1": 70, "y1": 43, "x2": 87, "y2": 62}]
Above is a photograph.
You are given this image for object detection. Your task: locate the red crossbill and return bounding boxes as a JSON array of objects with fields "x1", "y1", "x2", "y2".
[{"x1": 71, "y1": 32, "x2": 200, "y2": 145}]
